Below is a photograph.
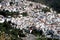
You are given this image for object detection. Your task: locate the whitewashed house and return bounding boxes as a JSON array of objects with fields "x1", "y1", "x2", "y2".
[
  {"x1": 0, "y1": 15, "x2": 5, "y2": 23},
  {"x1": 6, "y1": 16, "x2": 12, "y2": 22}
]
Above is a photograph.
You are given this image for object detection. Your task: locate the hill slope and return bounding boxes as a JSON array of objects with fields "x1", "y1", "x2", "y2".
[{"x1": 27, "y1": 0, "x2": 60, "y2": 13}]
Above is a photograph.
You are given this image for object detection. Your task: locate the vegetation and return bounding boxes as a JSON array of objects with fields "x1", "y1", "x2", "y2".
[
  {"x1": 0, "y1": 9, "x2": 19, "y2": 17},
  {"x1": 42, "y1": 8, "x2": 50, "y2": 13},
  {"x1": 0, "y1": 0, "x2": 3, "y2": 3},
  {"x1": 21, "y1": 12, "x2": 28, "y2": 17},
  {"x1": 0, "y1": 21, "x2": 26, "y2": 40},
  {"x1": 36, "y1": 38, "x2": 46, "y2": 40},
  {"x1": 31, "y1": 28, "x2": 44, "y2": 37},
  {"x1": 10, "y1": 2, "x2": 14, "y2": 6},
  {"x1": 27, "y1": 0, "x2": 60, "y2": 13},
  {"x1": 45, "y1": 0, "x2": 60, "y2": 13},
  {"x1": 36, "y1": 38, "x2": 59, "y2": 40}
]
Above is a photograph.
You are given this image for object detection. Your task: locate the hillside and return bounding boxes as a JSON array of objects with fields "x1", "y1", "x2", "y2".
[{"x1": 27, "y1": 0, "x2": 60, "y2": 13}]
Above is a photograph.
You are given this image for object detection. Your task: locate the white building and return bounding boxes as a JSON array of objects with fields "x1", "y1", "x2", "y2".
[{"x1": 0, "y1": 15, "x2": 5, "y2": 23}]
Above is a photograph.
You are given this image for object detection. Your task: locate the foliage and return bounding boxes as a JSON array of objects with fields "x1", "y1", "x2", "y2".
[
  {"x1": 0, "y1": 0, "x2": 3, "y2": 3},
  {"x1": 36, "y1": 38, "x2": 46, "y2": 40},
  {"x1": 21, "y1": 12, "x2": 28, "y2": 17},
  {"x1": 32, "y1": 29, "x2": 43, "y2": 36},
  {"x1": 10, "y1": 2, "x2": 14, "y2": 6},
  {"x1": 27, "y1": 0, "x2": 60, "y2": 13},
  {"x1": 0, "y1": 21, "x2": 25, "y2": 40},
  {"x1": 45, "y1": 0, "x2": 60, "y2": 13},
  {"x1": 0, "y1": 10, "x2": 19, "y2": 17},
  {"x1": 42, "y1": 8, "x2": 50, "y2": 13},
  {"x1": 36, "y1": 38, "x2": 59, "y2": 40}
]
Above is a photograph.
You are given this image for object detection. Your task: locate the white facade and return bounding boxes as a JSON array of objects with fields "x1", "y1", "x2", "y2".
[{"x1": 0, "y1": 15, "x2": 5, "y2": 23}]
